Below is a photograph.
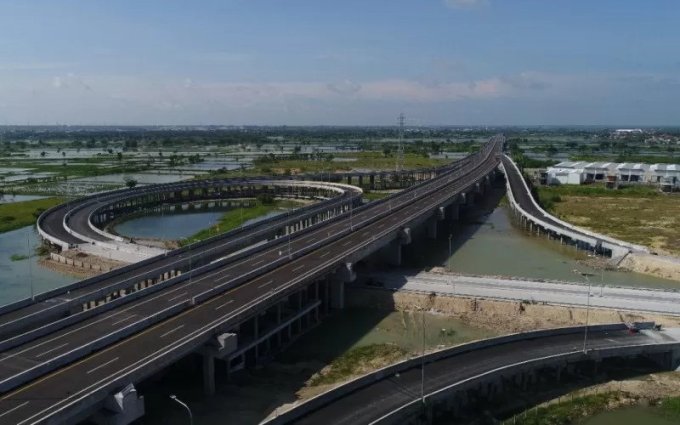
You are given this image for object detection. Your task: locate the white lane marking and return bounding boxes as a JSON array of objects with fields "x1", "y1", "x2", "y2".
[
  {"x1": 215, "y1": 273, "x2": 231, "y2": 283},
  {"x1": 0, "y1": 401, "x2": 29, "y2": 419},
  {"x1": 342, "y1": 240, "x2": 352, "y2": 247},
  {"x1": 214, "y1": 300, "x2": 234, "y2": 311},
  {"x1": 258, "y1": 280, "x2": 274, "y2": 289},
  {"x1": 320, "y1": 251, "x2": 330, "y2": 258},
  {"x1": 34, "y1": 343, "x2": 68, "y2": 359},
  {"x1": 111, "y1": 316, "x2": 135, "y2": 326},
  {"x1": 159, "y1": 324, "x2": 185, "y2": 339},
  {"x1": 251, "y1": 260, "x2": 264, "y2": 266},
  {"x1": 86, "y1": 357, "x2": 119, "y2": 375},
  {"x1": 167, "y1": 292, "x2": 187, "y2": 303},
  {"x1": 292, "y1": 265, "x2": 305, "y2": 272}
]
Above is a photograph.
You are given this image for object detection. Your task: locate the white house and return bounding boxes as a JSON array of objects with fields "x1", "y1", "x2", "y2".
[
  {"x1": 650, "y1": 164, "x2": 680, "y2": 189},
  {"x1": 546, "y1": 161, "x2": 586, "y2": 185},
  {"x1": 582, "y1": 162, "x2": 617, "y2": 182},
  {"x1": 616, "y1": 163, "x2": 649, "y2": 183}
]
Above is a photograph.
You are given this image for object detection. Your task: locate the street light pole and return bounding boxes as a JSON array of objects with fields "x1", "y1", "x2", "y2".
[
  {"x1": 421, "y1": 306, "x2": 425, "y2": 405},
  {"x1": 583, "y1": 273, "x2": 591, "y2": 354},
  {"x1": 573, "y1": 269, "x2": 591, "y2": 354},
  {"x1": 169, "y1": 395, "x2": 193, "y2": 425},
  {"x1": 27, "y1": 229, "x2": 34, "y2": 300}
]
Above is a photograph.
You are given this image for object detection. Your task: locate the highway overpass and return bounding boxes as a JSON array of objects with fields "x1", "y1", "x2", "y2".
[
  {"x1": 264, "y1": 324, "x2": 680, "y2": 425},
  {"x1": 500, "y1": 154, "x2": 648, "y2": 261},
  {"x1": 0, "y1": 136, "x2": 503, "y2": 424}
]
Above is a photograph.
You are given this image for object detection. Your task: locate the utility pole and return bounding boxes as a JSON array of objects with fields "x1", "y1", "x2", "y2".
[{"x1": 396, "y1": 113, "x2": 405, "y2": 173}]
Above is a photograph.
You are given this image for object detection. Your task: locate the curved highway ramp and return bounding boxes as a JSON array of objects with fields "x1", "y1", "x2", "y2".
[{"x1": 265, "y1": 324, "x2": 680, "y2": 425}]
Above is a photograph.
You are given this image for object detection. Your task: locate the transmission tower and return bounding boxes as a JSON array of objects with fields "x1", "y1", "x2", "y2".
[{"x1": 396, "y1": 113, "x2": 405, "y2": 172}]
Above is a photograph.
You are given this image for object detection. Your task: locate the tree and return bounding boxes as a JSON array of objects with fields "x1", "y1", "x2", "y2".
[
  {"x1": 40, "y1": 151, "x2": 46, "y2": 157},
  {"x1": 124, "y1": 177, "x2": 138, "y2": 188},
  {"x1": 116, "y1": 152, "x2": 123, "y2": 161}
]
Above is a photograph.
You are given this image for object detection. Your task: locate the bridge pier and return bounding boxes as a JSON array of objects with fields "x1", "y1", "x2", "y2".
[
  {"x1": 330, "y1": 263, "x2": 356, "y2": 309},
  {"x1": 90, "y1": 384, "x2": 145, "y2": 425}
]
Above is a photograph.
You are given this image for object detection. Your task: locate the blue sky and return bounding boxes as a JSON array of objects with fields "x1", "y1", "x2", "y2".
[{"x1": 1, "y1": 0, "x2": 680, "y2": 125}]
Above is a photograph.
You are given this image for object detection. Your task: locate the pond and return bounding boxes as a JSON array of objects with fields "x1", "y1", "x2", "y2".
[{"x1": 0, "y1": 226, "x2": 73, "y2": 307}]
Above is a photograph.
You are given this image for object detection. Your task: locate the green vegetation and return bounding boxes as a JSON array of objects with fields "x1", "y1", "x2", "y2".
[
  {"x1": 362, "y1": 191, "x2": 392, "y2": 201},
  {"x1": 309, "y1": 344, "x2": 406, "y2": 386},
  {"x1": 660, "y1": 396, "x2": 680, "y2": 420},
  {"x1": 179, "y1": 199, "x2": 301, "y2": 246},
  {"x1": 512, "y1": 391, "x2": 632, "y2": 425},
  {"x1": 0, "y1": 197, "x2": 64, "y2": 233},
  {"x1": 10, "y1": 254, "x2": 28, "y2": 261},
  {"x1": 535, "y1": 185, "x2": 680, "y2": 255}
]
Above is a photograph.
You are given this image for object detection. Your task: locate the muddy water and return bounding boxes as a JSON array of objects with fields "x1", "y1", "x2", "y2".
[
  {"x1": 0, "y1": 226, "x2": 73, "y2": 306},
  {"x1": 404, "y1": 204, "x2": 679, "y2": 290}
]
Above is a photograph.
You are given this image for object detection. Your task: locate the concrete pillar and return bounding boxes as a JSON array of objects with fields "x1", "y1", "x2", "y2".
[
  {"x1": 203, "y1": 353, "x2": 216, "y2": 396},
  {"x1": 427, "y1": 218, "x2": 438, "y2": 240}
]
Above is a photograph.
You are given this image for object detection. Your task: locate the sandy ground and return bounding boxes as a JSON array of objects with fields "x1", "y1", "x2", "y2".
[
  {"x1": 38, "y1": 249, "x2": 126, "y2": 278},
  {"x1": 620, "y1": 252, "x2": 680, "y2": 282}
]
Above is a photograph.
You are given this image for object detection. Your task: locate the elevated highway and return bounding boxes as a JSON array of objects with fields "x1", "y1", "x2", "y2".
[
  {"x1": 265, "y1": 324, "x2": 680, "y2": 425},
  {"x1": 0, "y1": 179, "x2": 362, "y2": 340},
  {"x1": 501, "y1": 154, "x2": 648, "y2": 260},
  {"x1": 0, "y1": 136, "x2": 503, "y2": 424}
]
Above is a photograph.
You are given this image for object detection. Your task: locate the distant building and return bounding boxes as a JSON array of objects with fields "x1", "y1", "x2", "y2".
[
  {"x1": 583, "y1": 162, "x2": 617, "y2": 182},
  {"x1": 650, "y1": 164, "x2": 680, "y2": 191},
  {"x1": 546, "y1": 161, "x2": 586, "y2": 185},
  {"x1": 545, "y1": 161, "x2": 679, "y2": 190},
  {"x1": 612, "y1": 128, "x2": 644, "y2": 138},
  {"x1": 616, "y1": 163, "x2": 649, "y2": 183}
]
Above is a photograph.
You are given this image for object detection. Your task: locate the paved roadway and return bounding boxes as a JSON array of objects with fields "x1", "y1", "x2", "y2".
[
  {"x1": 0, "y1": 183, "x2": 362, "y2": 339},
  {"x1": 501, "y1": 155, "x2": 570, "y2": 230},
  {"x1": 0, "y1": 137, "x2": 502, "y2": 424},
  {"x1": 362, "y1": 271, "x2": 680, "y2": 315},
  {"x1": 290, "y1": 328, "x2": 679, "y2": 425}
]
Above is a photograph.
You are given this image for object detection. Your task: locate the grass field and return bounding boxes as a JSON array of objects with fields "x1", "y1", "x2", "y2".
[
  {"x1": 0, "y1": 197, "x2": 64, "y2": 233},
  {"x1": 179, "y1": 199, "x2": 302, "y2": 246},
  {"x1": 205, "y1": 152, "x2": 450, "y2": 179},
  {"x1": 537, "y1": 185, "x2": 680, "y2": 255}
]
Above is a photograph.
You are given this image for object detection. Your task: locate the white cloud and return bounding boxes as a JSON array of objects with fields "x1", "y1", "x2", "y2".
[{"x1": 443, "y1": 0, "x2": 489, "y2": 9}]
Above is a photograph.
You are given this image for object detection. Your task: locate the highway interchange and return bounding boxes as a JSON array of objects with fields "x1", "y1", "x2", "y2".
[{"x1": 0, "y1": 137, "x2": 503, "y2": 423}]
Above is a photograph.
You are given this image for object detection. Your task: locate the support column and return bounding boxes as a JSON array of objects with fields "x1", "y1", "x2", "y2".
[{"x1": 203, "y1": 353, "x2": 216, "y2": 396}]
